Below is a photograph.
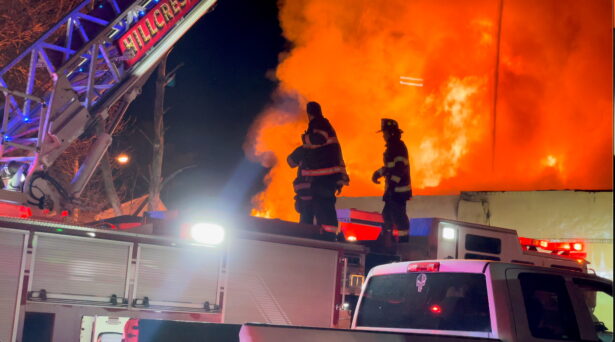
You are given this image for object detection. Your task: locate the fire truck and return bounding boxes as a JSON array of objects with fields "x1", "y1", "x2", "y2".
[
  {"x1": 1, "y1": 214, "x2": 368, "y2": 341},
  {"x1": 0, "y1": 209, "x2": 598, "y2": 341}
]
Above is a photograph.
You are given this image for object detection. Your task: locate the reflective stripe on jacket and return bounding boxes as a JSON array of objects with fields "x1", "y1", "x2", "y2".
[
  {"x1": 381, "y1": 138, "x2": 412, "y2": 201},
  {"x1": 302, "y1": 117, "x2": 348, "y2": 182}
]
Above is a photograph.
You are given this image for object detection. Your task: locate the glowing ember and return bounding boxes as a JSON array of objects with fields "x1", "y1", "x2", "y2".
[{"x1": 246, "y1": 0, "x2": 612, "y2": 221}]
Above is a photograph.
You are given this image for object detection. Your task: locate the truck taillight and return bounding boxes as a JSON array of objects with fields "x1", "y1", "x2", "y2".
[{"x1": 408, "y1": 262, "x2": 440, "y2": 272}]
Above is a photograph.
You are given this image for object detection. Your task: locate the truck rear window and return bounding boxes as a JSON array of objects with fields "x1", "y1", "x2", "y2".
[{"x1": 356, "y1": 273, "x2": 491, "y2": 332}]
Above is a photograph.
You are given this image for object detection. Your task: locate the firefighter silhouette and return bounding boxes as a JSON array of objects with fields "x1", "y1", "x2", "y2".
[{"x1": 372, "y1": 118, "x2": 412, "y2": 253}]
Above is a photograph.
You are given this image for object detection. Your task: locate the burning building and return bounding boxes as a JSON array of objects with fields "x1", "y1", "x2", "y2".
[{"x1": 245, "y1": 0, "x2": 613, "y2": 221}]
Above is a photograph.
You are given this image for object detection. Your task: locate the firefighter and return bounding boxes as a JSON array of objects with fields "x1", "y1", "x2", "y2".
[
  {"x1": 372, "y1": 118, "x2": 412, "y2": 253},
  {"x1": 287, "y1": 145, "x2": 314, "y2": 224},
  {"x1": 301, "y1": 101, "x2": 349, "y2": 240}
]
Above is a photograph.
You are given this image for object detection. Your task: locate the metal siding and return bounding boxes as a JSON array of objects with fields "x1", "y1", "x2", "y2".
[
  {"x1": 30, "y1": 234, "x2": 131, "y2": 299},
  {"x1": 135, "y1": 244, "x2": 221, "y2": 306},
  {"x1": 224, "y1": 239, "x2": 339, "y2": 327},
  {"x1": 0, "y1": 229, "x2": 27, "y2": 342}
]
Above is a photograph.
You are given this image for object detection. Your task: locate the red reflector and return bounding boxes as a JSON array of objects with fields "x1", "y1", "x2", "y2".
[
  {"x1": 430, "y1": 304, "x2": 442, "y2": 314},
  {"x1": 19, "y1": 206, "x2": 32, "y2": 218},
  {"x1": 408, "y1": 262, "x2": 440, "y2": 272}
]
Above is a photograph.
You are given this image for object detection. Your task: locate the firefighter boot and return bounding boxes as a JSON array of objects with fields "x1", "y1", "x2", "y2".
[
  {"x1": 321, "y1": 225, "x2": 338, "y2": 241},
  {"x1": 374, "y1": 229, "x2": 396, "y2": 255}
]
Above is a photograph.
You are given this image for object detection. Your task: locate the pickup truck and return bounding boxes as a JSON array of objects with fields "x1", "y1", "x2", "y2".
[{"x1": 239, "y1": 259, "x2": 613, "y2": 342}]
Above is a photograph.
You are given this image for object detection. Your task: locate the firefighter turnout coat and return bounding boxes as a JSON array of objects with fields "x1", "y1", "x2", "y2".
[
  {"x1": 376, "y1": 138, "x2": 412, "y2": 201},
  {"x1": 301, "y1": 117, "x2": 349, "y2": 187},
  {"x1": 287, "y1": 146, "x2": 312, "y2": 202}
]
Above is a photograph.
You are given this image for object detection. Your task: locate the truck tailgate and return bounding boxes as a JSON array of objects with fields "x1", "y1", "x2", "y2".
[{"x1": 239, "y1": 323, "x2": 502, "y2": 342}]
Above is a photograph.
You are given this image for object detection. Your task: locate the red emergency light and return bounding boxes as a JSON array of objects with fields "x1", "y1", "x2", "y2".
[
  {"x1": 547, "y1": 241, "x2": 585, "y2": 253},
  {"x1": 429, "y1": 304, "x2": 442, "y2": 314},
  {"x1": 408, "y1": 262, "x2": 440, "y2": 272},
  {"x1": 519, "y1": 237, "x2": 587, "y2": 261},
  {"x1": 518, "y1": 237, "x2": 549, "y2": 250},
  {"x1": 519, "y1": 237, "x2": 584, "y2": 252},
  {"x1": 338, "y1": 209, "x2": 384, "y2": 241}
]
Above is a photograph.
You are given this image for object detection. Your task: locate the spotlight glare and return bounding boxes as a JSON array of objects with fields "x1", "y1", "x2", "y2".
[
  {"x1": 190, "y1": 223, "x2": 225, "y2": 245},
  {"x1": 442, "y1": 227, "x2": 456, "y2": 240}
]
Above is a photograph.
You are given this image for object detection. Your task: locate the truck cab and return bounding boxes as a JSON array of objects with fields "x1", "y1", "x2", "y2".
[{"x1": 353, "y1": 259, "x2": 613, "y2": 342}]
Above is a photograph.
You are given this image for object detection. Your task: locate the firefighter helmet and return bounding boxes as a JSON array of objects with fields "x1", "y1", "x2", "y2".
[
  {"x1": 306, "y1": 101, "x2": 323, "y2": 118},
  {"x1": 378, "y1": 118, "x2": 402, "y2": 133}
]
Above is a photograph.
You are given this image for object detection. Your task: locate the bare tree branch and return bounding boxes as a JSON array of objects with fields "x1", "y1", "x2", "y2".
[
  {"x1": 137, "y1": 127, "x2": 154, "y2": 146},
  {"x1": 160, "y1": 165, "x2": 196, "y2": 190}
]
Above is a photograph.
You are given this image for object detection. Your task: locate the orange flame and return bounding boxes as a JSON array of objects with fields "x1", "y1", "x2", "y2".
[{"x1": 245, "y1": 0, "x2": 613, "y2": 221}]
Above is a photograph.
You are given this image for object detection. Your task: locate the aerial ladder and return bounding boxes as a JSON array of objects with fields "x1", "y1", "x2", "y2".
[{"x1": 0, "y1": 0, "x2": 216, "y2": 211}]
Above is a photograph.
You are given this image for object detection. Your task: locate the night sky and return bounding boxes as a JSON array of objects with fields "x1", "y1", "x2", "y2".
[{"x1": 117, "y1": 0, "x2": 286, "y2": 216}]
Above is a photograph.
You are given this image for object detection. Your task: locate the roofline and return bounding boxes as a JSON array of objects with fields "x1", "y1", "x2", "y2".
[{"x1": 0, "y1": 215, "x2": 369, "y2": 253}]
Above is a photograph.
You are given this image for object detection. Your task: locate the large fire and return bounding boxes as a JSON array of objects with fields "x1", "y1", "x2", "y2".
[{"x1": 245, "y1": 0, "x2": 613, "y2": 221}]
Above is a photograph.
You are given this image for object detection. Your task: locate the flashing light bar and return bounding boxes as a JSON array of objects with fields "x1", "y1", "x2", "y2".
[
  {"x1": 519, "y1": 237, "x2": 587, "y2": 260},
  {"x1": 548, "y1": 241, "x2": 584, "y2": 252},
  {"x1": 408, "y1": 262, "x2": 440, "y2": 272},
  {"x1": 518, "y1": 237, "x2": 549, "y2": 249},
  {"x1": 519, "y1": 237, "x2": 584, "y2": 251}
]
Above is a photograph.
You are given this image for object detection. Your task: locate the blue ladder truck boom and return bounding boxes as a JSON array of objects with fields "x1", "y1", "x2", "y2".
[{"x1": 0, "y1": 0, "x2": 217, "y2": 212}]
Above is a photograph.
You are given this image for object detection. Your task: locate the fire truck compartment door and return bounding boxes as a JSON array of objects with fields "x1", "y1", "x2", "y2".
[
  {"x1": 0, "y1": 228, "x2": 28, "y2": 342},
  {"x1": 29, "y1": 233, "x2": 132, "y2": 303},
  {"x1": 224, "y1": 239, "x2": 339, "y2": 328},
  {"x1": 134, "y1": 243, "x2": 222, "y2": 310}
]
